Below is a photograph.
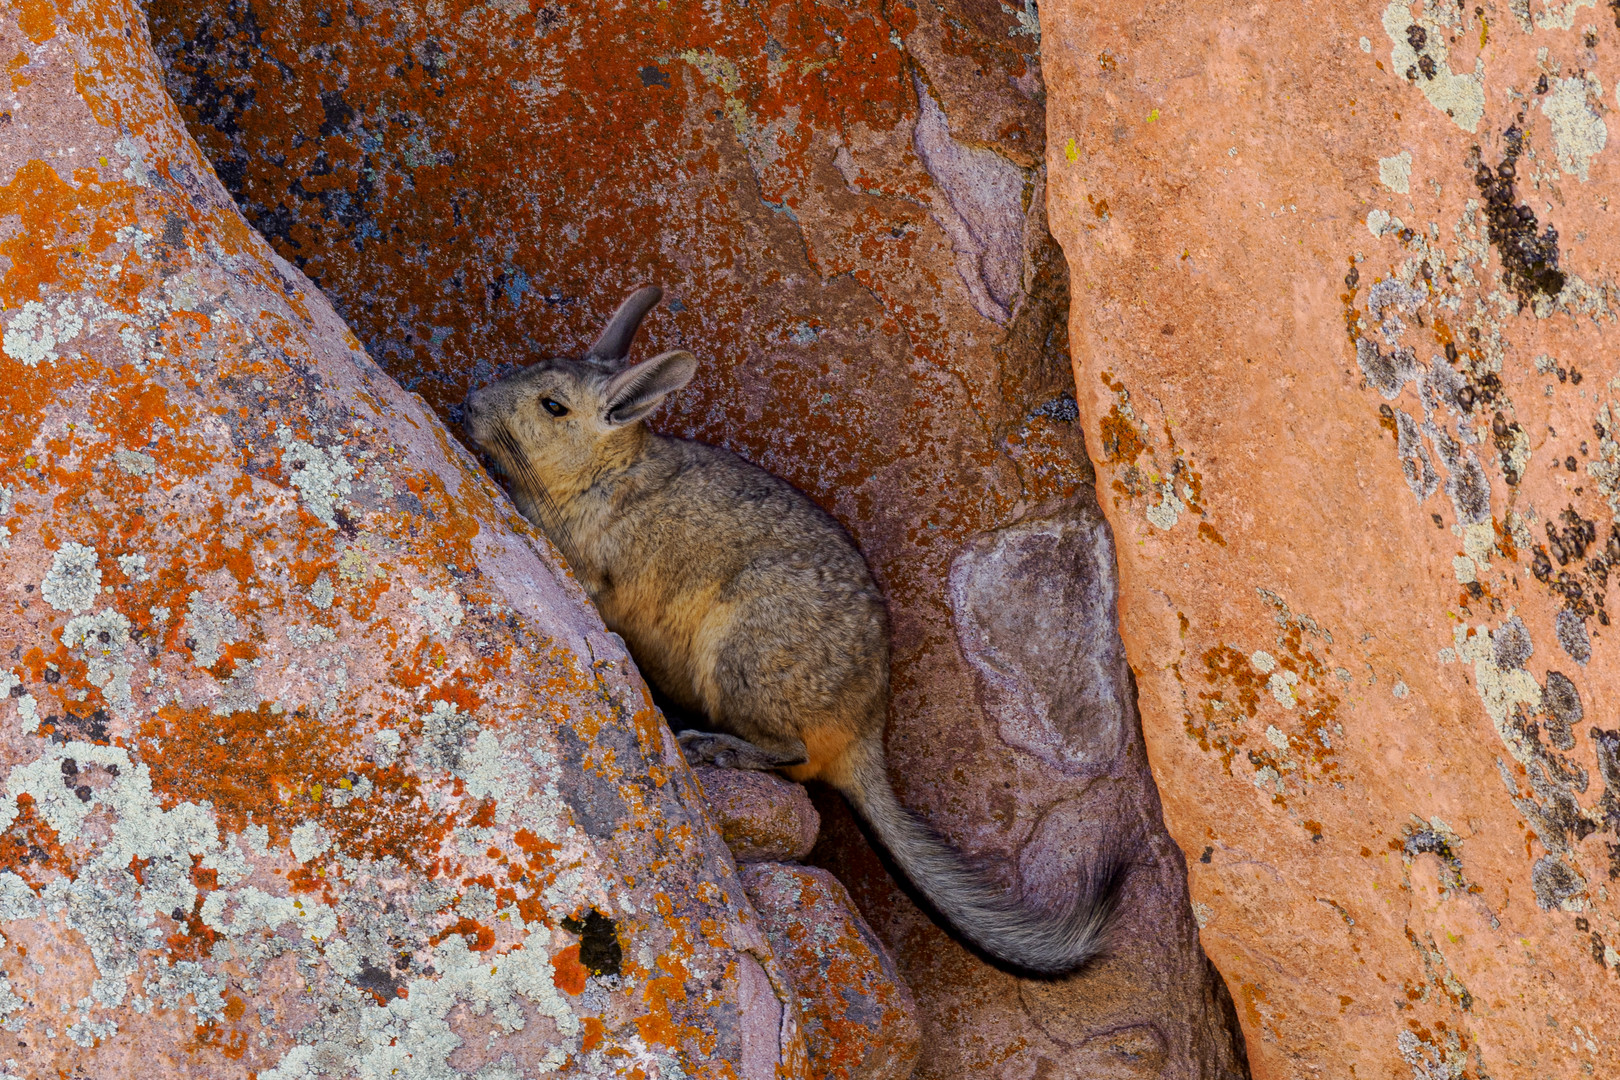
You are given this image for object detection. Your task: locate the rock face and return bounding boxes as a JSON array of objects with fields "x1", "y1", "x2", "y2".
[
  {"x1": 695, "y1": 767, "x2": 821, "y2": 864},
  {"x1": 0, "y1": 3, "x2": 812, "y2": 1075},
  {"x1": 147, "y1": 0, "x2": 1250, "y2": 1074},
  {"x1": 1040, "y1": 0, "x2": 1620, "y2": 1075},
  {"x1": 739, "y1": 863, "x2": 919, "y2": 1080}
]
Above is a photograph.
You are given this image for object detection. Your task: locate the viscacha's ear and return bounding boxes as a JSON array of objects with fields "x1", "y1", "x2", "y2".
[
  {"x1": 585, "y1": 286, "x2": 663, "y2": 365},
  {"x1": 603, "y1": 350, "x2": 697, "y2": 425}
]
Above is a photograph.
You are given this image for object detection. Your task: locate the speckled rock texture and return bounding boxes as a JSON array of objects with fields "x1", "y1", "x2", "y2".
[
  {"x1": 147, "y1": 0, "x2": 1250, "y2": 1075},
  {"x1": 739, "y1": 863, "x2": 918, "y2": 1080},
  {"x1": 0, "y1": 2, "x2": 814, "y2": 1075},
  {"x1": 695, "y1": 768, "x2": 820, "y2": 864},
  {"x1": 1042, "y1": 0, "x2": 1620, "y2": 1075}
]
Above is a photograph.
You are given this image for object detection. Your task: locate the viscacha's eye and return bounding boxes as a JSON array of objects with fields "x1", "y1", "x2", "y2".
[{"x1": 540, "y1": 397, "x2": 569, "y2": 418}]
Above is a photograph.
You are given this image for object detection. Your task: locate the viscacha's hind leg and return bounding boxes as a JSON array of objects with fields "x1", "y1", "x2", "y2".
[{"x1": 677, "y1": 730, "x2": 808, "y2": 771}]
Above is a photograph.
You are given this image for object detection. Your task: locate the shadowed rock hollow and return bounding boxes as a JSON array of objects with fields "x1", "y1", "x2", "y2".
[{"x1": 147, "y1": 0, "x2": 1249, "y2": 1075}]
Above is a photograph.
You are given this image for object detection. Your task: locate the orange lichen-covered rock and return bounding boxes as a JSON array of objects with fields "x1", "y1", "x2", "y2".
[
  {"x1": 1042, "y1": 0, "x2": 1620, "y2": 1074},
  {"x1": 0, "y1": 2, "x2": 810, "y2": 1076},
  {"x1": 695, "y1": 768, "x2": 820, "y2": 864},
  {"x1": 739, "y1": 863, "x2": 918, "y2": 1080},
  {"x1": 148, "y1": 0, "x2": 1250, "y2": 1073}
]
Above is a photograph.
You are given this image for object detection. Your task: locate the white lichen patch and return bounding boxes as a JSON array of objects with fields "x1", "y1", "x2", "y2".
[
  {"x1": 61, "y1": 610, "x2": 134, "y2": 717},
  {"x1": 1144, "y1": 488, "x2": 1184, "y2": 530},
  {"x1": 309, "y1": 572, "x2": 335, "y2": 610},
  {"x1": 1268, "y1": 670, "x2": 1300, "y2": 708},
  {"x1": 0, "y1": 741, "x2": 240, "y2": 1009},
  {"x1": 275, "y1": 428, "x2": 354, "y2": 529},
  {"x1": 262, "y1": 930, "x2": 578, "y2": 1080},
  {"x1": 1454, "y1": 622, "x2": 1543, "y2": 750},
  {"x1": 415, "y1": 700, "x2": 472, "y2": 772},
  {"x1": 1265, "y1": 725, "x2": 1290, "y2": 751},
  {"x1": 184, "y1": 592, "x2": 241, "y2": 670},
  {"x1": 286, "y1": 623, "x2": 337, "y2": 648},
  {"x1": 1379, "y1": 150, "x2": 1413, "y2": 194},
  {"x1": 289, "y1": 822, "x2": 332, "y2": 864},
  {"x1": 1249, "y1": 650, "x2": 1277, "y2": 673},
  {"x1": 373, "y1": 728, "x2": 401, "y2": 767},
  {"x1": 41, "y1": 542, "x2": 101, "y2": 614},
  {"x1": 1541, "y1": 75, "x2": 1607, "y2": 181},
  {"x1": 115, "y1": 554, "x2": 148, "y2": 582},
  {"x1": 111, "y1": 450, "x2": 156, "y2": 477},
  {"x1": 15, "y1": 695, "x2": 38, "y2": 735},
  {"x1": 1382, "y1": 1, "x2": 1485, "y2": 133},
  {"x1": 410, "y1": 586, "x2": 464, "y2": 638},
  {"x1": 1535, "y1": 0, "x2": 1596, "y2": 29},
  {"x1": 459, "y1": 730, "x2": 519, "y2": 817},
  {"x1": 1, "y1": 298, "x2": 85, "y2": 367},
  {"x1": 1452, "y1": 555, "x2": 1477, "y2": 583}
]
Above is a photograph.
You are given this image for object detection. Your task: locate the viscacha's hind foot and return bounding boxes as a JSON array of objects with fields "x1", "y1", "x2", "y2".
[{"x1": 677, "y1": 730, "x2": 806, "y2": 771}]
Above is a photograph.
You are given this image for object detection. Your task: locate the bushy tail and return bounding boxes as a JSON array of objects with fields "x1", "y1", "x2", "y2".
[{"x1": 836, "y1": 736, "x2": 1123, "y2": 977}]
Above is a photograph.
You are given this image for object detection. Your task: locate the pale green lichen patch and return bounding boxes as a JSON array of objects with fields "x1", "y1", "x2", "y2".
[
  {"x1": 1381, "y1": 1, "x2": 1485, "y2": 133},
  {"x1": 1541, "y1": 74, "x2": 1607, "y2": 181},
  {"x1": 1379, "y1": 150, "x2": 1413, "y2": 194},
  {"x1": 275, "y1": 428, "x2": 355, "y2": 528},
  {"x1": 41, "y1": 542, "x2": 102, "y2": 615}
]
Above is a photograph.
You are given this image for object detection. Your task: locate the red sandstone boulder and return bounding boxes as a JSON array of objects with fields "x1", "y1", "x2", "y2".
[
  {"x1": 1041, "y1": 0, "x2": 1620, "y2": 1073},
  {"x1": 695, "y1": 768, "x2": 820, "y2": 864},
  {"x1": 0, "y1": 3, "x2": 811, "y2": 1075},
  {"x1": 740, "y1": 863, "x2": 919, "y2": 1080}
]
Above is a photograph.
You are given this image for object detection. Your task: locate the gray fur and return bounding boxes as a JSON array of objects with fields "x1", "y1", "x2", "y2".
[{"x1": 462, "y1": 288, "x2": 1120, "y2": 975}]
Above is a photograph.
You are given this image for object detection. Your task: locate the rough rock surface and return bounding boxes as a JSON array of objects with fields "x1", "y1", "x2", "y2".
[
  {"x1": 1041, "y1": 0, "x2": 1620, "y2": 1074},
  {"x1": 148, "y1": 0, "x2": 1250, "y2": 1073},
  {"x1": 0, "y1": 2, "x2": 812, "y2": 1075},
  {"x1": 696, "y1": 767, "x2": 821, "y2": 864},
  {"x1": 739, "y1": 863, "x2": 919, "y2": 1080}
]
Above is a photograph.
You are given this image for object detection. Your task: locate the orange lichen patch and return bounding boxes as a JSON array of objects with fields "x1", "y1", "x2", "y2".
[
  {"x1": 552, "y1": 944, "x2": 587, "y2": 995},
  {"x1": 0, "y1": 159, "x2": 138, "y2": 306},
  {"x1": 16, "y1": 1, "x2": 56, "y2": 44},
  {"x1": 137, "y1": 702, "x2": 453, "y2": 868},
  {"x1": 1098, "y1": 402, "x2": 1145, "y2": 465},
  {"x1": 432, "y1": 917, "x2": 495, "y2": 953},
  {"x1": 1198, "y1": 521, "x2": 1227, "y2": 546}
]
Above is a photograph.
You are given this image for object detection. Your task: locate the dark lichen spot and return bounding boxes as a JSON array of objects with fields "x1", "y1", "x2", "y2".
[
  {"x1": 1406, "y1": 24, "x2": 1428, "y2": 51},
  {"x1": 555, "y1": 726, "x2": 630, "y2": 838},
  {"x1": 162, "y1": 211, "x2": 188, "y2": 250},
  {"x1": 1199, "y1": 845, "x2": 1213, "y2": 863},
  {"x1": 1530, "y1": 854, "x2": 1584, "y2": 909},
  {"x1": 1418, "y1": 54, "x2": 1437, "y2": 80},
  {"x1": 354, "y1": 961, "x2": 404, "y2": 1004},
  {"x1": 1541, "y1": 671, "x2": 1582, "y2": 750},
  {"x1": 562, "y1": 909, "x2": 622, "y2": 976},
  {"x1": 1556, "y1": 609, "x2": 1591, "y2": 664},
  {"x1": 1536, "y1": 73, "x2": 1549, "y2": 94},
  {"x1": 1472, "y1": 136, "x2": 1566, "y2": 305},
  {"x1": 1356, "y1": 338, "x2": 1418, "y2": 400},
  {"x1": 1031, "y1": 393, "x2": 1079, "y2": 422},
  {"x1": 1491, "y1": 616, "x2": 1532, "y2": 669},
  {"x1": 638, "y1": 65, "x2": 671, "y2": 88},
  {"x1": 1430, "y1": 430, "x2": 1490, "y2": 525}
]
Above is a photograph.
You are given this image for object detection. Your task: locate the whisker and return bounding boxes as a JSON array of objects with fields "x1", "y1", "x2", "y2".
[{"x1": 493, "y1": 422, "x2": 580, "y2": 568}]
